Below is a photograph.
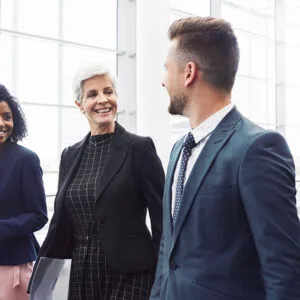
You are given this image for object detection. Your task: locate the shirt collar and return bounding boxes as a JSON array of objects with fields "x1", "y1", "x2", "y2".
[{"x1": 190, "y1": 102, "x2": 235, "y2": 144}]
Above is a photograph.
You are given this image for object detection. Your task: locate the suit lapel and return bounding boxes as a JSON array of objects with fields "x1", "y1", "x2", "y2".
[
  {"x1": 172, "y1": 107, "x2": 242, "y2": 245},
  {"x1": 95, "y1": 122, "x2": 130, "y2": 202}
]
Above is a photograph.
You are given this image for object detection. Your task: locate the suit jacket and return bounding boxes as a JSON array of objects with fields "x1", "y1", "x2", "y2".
[
  {"x1": 36, "y1": 122, "x2": 164, "y2": 273},
  {"x1": 0, "y1": 142, "x2": 48, "y2": 265},
  {"x1": 150, "y1": 107, "x2": 300, "y2": 300}
]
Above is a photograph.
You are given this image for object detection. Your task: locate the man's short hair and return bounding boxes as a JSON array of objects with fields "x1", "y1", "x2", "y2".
[{"x1": 169, "y1": 16, "x2": 239, "y2": 93}]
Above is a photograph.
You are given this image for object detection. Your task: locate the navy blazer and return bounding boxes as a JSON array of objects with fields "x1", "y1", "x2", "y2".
[
  {"x1": 0, "y1": 142, "x2": 48, "y2": 265},
  {"x1": 150, "y1": 107, "x2": 300, "y2": 300}
]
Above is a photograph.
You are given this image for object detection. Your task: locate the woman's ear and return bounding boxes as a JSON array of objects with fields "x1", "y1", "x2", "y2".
[
  {"x1": 184, "y1": 62, "x2": 197, "y2": 87},
  {"x1": 75, "y1": 100, "x2": 85, "y2": 114}
]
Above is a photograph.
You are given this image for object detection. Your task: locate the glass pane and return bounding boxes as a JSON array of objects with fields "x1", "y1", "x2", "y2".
[
  {"x1": 235, "y1": 30, "x2": 250, "y2": 76},
  {"x1": 286, "y1": 46, "x2": 300, "y2": 86},
  {"x1": 170, "y1": 13, "x2": 191, "y2": 24},
  {"x1": 285, "y1": 126, "x2": 300, "y2": 175},
  {"x1": 36, "y1": 195, "x2": 55, "y2": 245},
  {"x1": 286, "y1": 25, "x2": 300, "y2": 47},
  {"x1": 43, "y1": 172, "x2": 59, "y2": 197},
  {"x1": 222, "y1": 2, "x2": 250, "y2": 32},
  {"x1": 249, "y1": 13, "x2": 267, "y2": 36},
  {"x1": 1, "y1": 0, "x2": 59, "y2": 38},
  {"x1": 286, "y1": 85, "x2": 300, "y2": 127},
  {"x1": 61, "y1": 107, "x2": 90, "y2": 150},
  {"x1": 0, "y1": 0, "x2": 14, "y2": 29},
  {"x1": 17, "y1": 0, "x2": 59, "y2": 38},
  {"x1": 21, "y1": 104, "x2": 59, "y2": 173},
  {"x1": 16, "y1": 37, "x2": 59, "y2": 104},
  {"x1": 232, "y1": 75, "x2": 251, "y2": 118},
  {"x1": 222, "y1": 1, "x2": 274, "y2": 34},
  {"x1": 250, "y1": 36, "x2": 267, "y2": 79},
  {"x1": 249, "y1": 79, "x2": 268, "y2": 124},
  {"x1": 170, "y1": 0, "x2": 210, "y2": 16},
  {"x1": 286, "y1": 4, "x2": 300, "y2": 27},
  {"x1": 170, "y1": 130, "x2": 186, "y2": 148},
  {"x1": 223, "y1": 0, "x2": 276, "y2": 130},
  {"x1": 63, "y1": 0, "x2": 117, "y2": 49},
  {"x1": 0, "y1": 34, "x2": 14, "y2": 90},
  {"x1": 171, "y1": 116, "x2": 189, "y2": 130},
  {"x1": 61, "y1": 45, "x2": 116, "y2": 105}
]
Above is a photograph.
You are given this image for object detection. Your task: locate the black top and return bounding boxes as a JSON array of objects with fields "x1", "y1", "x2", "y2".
[
  {"x1": 65, "y1": 133, "x2": 113, "y2": 238},
  {"x1": 65, "y1": 133, "x2": 112, "y2": 299}
]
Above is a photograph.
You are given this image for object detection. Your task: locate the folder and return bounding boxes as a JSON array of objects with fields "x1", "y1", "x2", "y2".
[{"x1": 29, "y1": 257, "x2": 71, "y2": 300}]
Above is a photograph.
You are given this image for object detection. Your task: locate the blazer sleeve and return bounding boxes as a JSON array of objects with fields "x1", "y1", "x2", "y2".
[
  {"x1": 39, "y1": 146, "x2": 72, "y2": 254},
  {"x1": 239, "y1": 131, "x2": 300, "y2": 299},
  {"x1": 150, "y1": 231, "x2": 165, "y2": 299},
  {"x1": 140, "y1": 137, "x2": 165, "y2": 259},
  {"x1": 57, "y1": 148, "x2": 68, "y2": 195},
  {"x1": 28, "y1": 147, "x2": 72, "y2": 294},
  {"x1": 0, "y1": 151, "x2": 48, "y2": 240}
]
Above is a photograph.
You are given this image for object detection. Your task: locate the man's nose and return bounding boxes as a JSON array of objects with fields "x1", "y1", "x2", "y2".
[{"x1": 0, "y1": 118, "x2": 4, "y2": 126}]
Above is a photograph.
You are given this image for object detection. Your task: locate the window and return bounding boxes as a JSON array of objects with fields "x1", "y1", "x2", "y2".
[
  {"x1": 0, "y1": 0, "x2": 118, "y2": 242},
  {"x1": 222, "y1": 0, "x2": 276, "y2": 129}
]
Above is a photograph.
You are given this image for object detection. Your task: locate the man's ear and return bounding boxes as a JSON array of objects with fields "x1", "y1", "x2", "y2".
[
  {"x1": 75, "y1": 100, "x2": 85, "y2": 114},
  {"x1": 184, "y1": 62, "x2": 197, "y2": 87}
]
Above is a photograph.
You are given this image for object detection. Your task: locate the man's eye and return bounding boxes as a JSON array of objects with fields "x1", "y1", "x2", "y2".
[{"x1": 4, "y1": 115, "x2": 12, "y2": 121}]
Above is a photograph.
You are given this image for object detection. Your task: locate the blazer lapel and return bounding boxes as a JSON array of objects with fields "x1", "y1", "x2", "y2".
[
  {"x1": 172, "y1": 107, "x2": 242, "y2": 244},
  {"x1": 55, "y1": 135, "x2": 89, "y2": 211},
  {"x1": 95, "y1": 122, "x2": 130, "y2": 202}
]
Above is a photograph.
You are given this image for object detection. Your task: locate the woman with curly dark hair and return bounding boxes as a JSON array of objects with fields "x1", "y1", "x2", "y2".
[{"x1": 0, "y1": 84, "x2": 48, "y2": 299}]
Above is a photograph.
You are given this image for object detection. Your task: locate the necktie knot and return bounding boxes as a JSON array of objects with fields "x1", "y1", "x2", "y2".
[{"x1": 183, "y1": 132, "x2": 196, "y2": 152}]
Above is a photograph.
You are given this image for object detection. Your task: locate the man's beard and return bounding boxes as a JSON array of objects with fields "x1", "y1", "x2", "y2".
[{"x1": 168, "y1": 93, "x2": 188, "y2": 116}]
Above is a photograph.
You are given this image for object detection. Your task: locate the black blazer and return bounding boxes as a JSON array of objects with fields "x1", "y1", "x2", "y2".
[
  {"x1": 38, "y1": 122, "x2": 164, "y2": 272},
  {"x1": 0, "y1": 142, "x2": 48, "y2": 265}
]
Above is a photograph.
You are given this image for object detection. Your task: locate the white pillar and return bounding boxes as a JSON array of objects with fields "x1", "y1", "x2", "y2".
[
  {"x1": 117, "y1": 0, "x2": 137, "y2": 134},
  {"x1": 136, "y1": 0, "x2": 171, "y2": 170}
]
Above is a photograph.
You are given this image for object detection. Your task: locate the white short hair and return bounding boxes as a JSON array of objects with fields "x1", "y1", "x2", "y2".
[{"x1": 72, "y1": 63, "x2": 117, "y2": 103}]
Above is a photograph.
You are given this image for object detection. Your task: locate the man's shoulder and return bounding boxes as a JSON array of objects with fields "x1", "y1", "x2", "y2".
[
  {"x1": 235, "y1": 115, "x2": 269, "y2": 140},
  {"x1": 234, "y1": 116, "x2": 289, "y2": 158}
]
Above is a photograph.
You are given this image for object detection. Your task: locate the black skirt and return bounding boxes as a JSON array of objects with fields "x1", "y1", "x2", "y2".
[{"x1": 68, "y1": 235, "x2": 154, "y2": 300}]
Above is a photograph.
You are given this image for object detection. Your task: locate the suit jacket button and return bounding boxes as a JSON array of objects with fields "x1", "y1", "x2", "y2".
[{"x1": 169, "y1": 262, "x2": 178, "y2": 270}]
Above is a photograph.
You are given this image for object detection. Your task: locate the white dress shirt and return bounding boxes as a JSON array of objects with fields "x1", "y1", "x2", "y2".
[{"x1": 171, "y1": 102, "x2": 235, "y2": 215}]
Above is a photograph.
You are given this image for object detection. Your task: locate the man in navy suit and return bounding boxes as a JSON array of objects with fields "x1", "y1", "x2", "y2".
[{"x1": 150, "y1": 16, "x2": 300, "y2": 300}]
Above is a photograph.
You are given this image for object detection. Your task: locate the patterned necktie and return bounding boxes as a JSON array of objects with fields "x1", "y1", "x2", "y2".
[{"x1": 173, "y1": 132, "x2": 196, "y2": 223}]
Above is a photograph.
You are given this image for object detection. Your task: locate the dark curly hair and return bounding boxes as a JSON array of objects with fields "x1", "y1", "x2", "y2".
[{"x1": 0, "y1": 84, "x2": 28, "y2": 142}]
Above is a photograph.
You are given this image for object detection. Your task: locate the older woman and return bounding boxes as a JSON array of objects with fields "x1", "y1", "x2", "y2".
[
  {"x1": 0, "y1": 84, "x2": 48, "y2": 299},
  {"x1": 32, "y1": 64, "x2": 165, "y2": 299}
]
